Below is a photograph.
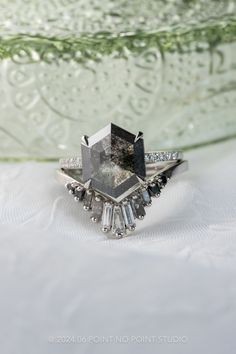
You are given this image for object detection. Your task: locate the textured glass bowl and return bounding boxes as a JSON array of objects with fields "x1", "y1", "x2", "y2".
[{"x1": 0, "y1": 0, "x2": 236, "y2": 160}]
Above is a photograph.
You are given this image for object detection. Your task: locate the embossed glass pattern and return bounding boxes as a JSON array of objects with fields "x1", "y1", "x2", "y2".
[{"x1": 0, "y1": 0, "x2": 236, "y2": 159}]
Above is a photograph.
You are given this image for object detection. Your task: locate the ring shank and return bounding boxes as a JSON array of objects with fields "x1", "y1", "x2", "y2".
[{"x1": 59, "y1": 151, "x2": 183, "y2": 170}]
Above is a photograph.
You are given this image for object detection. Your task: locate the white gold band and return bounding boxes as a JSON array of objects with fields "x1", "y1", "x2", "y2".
[{"x1": 59, "y1": 151, "x2": 183, "y2": 170}]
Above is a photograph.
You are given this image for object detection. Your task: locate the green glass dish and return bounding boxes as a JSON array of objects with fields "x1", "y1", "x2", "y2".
[{"x1": 0, "y1": 0, "x2": 236, "y2": 160}]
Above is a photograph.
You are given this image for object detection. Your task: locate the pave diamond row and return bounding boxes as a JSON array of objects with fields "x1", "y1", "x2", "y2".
[
  {"x1": 64, "y1": 171, "x2": 171, "y2": 238},
  {"x1": 145, "y1": 151, "x2": 181, "y2": 163},
  {"x1": 59, "y1": 157, "x2": 82, "y2": 169}
]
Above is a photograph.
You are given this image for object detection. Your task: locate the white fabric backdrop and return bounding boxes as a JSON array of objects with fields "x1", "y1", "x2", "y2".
[{"x1": 0, "y1": 139, "x2": 236, "y2": 354}]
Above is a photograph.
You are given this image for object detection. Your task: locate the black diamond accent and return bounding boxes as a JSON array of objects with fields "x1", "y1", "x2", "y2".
[
  {"x1": 67, "y1": 183, "x2": 76, "y2": 194},
  {"x1": 148, "y1": 183, "x2": 161, "y2": 196},
  {"x1": 131, "y1": 196, "x2": 146, "y2": 219},
  {"x1": 83, "y1": 190, "x2": 93, "y2": 209},
  {"x1": 91, "y1": 197, "x2": 103, "y2": 221},
  {"x1": 165, "y1": 169, "x2": 173, "y2": 179},
  {"x1": 74, "y1": 187, "x2": 85, "y2": 201},
  {"x1": 142, "y1": 189, "x2": 152, "y2": 205},
  {"x1": 159, "y1": 174, "x2": 168, "y2": 186}
]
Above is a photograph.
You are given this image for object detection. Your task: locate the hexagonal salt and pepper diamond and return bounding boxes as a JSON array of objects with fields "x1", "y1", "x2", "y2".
[{"x1": 81, "y1": 123, "x2": 146, "y2": 201}]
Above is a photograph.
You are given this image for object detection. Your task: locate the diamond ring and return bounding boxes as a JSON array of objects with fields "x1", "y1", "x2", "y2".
[{"x1": 56, "y1": 123, "x2": 188, "y2": 238}]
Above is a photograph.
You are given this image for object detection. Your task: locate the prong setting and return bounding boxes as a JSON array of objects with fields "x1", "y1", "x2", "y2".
[
  {"x1": 134, "y1": 131, "x2": 143, "y2": 142},
  {"x1": 115, "y1": 231, "x2": 124, "y2": 239},
  {"x1": 102, "y1": 227, "x2": 109, "y2": 233},
  {"x1": 81, "y1": 135, "x2": 89, "y2": 146},
  {"x1": 138, "y1": 215, "x2": 145, "y2": 220},
  {"x1": 91, "y1": 216, "x2": 98, "y2": 223}
]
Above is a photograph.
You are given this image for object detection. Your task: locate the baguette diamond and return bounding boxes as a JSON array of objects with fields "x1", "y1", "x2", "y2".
[
  {"x1": 131, "y1": 195, "x2": 146, "y2": 220},
  {"x1": 101, "y1": 202, "x2": 113, "y2": 232},
  {"x1": 142, "y1": 189, "x2": 152, "y2": 206},
  {"x1": 122, "y1": 201, "x2": 136, "y2": 231},
  {"x1": 112, "y1": 205, "x2": 126, "y2": 238},
  {"x1": 91, "y1": 196, "x2": 103, "y2": 222},
  {"x1": 83, "y1": 190, "x2": 93, "y2": 210}
]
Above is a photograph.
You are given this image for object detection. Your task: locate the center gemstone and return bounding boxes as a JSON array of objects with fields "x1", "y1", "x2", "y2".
[{"x1": 81, "y1": 123, "x2": 146, "y2": 200}]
